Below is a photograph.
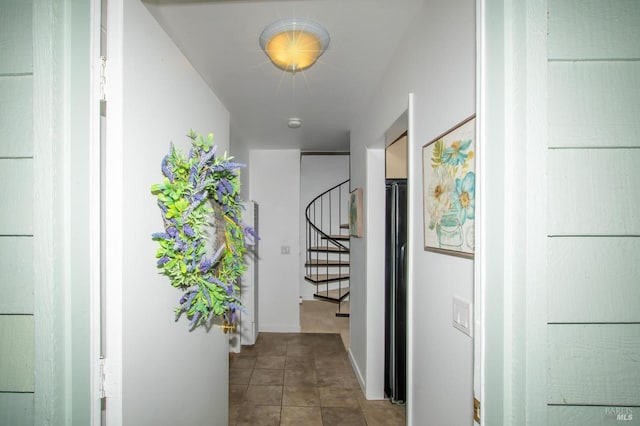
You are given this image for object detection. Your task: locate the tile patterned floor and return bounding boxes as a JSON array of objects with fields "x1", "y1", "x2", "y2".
[
  {"x1": 300, "y1": 300, "x2": 350, "y2": 348},
  {"x1": 229, "y1": 332, "x2": 406, "y2": 426}
]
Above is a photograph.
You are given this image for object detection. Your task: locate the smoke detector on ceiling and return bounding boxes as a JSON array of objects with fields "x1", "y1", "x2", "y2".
[{"x1": 287, "y1": 117, "x2": 302, "y2": 129}]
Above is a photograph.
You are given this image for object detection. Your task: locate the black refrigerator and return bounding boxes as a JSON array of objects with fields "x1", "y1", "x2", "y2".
[{"x1": 384, "y1": 179, "x2": 407, "y2": 404}]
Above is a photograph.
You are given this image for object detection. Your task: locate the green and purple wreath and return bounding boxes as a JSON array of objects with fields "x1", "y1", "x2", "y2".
[{"x1": 151, "y1": 131, "x2": 257, "y2": 329}]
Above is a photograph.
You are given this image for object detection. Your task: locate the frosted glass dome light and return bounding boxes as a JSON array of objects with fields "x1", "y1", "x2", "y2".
[{"x1": 260, "y1": 19, "x2": 330, "y2": 74}]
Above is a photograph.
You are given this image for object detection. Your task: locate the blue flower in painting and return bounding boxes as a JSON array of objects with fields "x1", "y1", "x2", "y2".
[
  {"x1": 442, "y1": 139, "x2": 472, "y2": 166},
  {"x1": 451, "y1": 172, "x2": 475, "y2": 225}
]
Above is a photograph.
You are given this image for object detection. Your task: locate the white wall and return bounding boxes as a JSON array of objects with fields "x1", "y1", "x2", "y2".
[
  {"x1": 249, "y1": 149, "x2": 301, "y2": 332},
  {"x1": 121, "y1": 2, "x2": 230, "y2": 424},
  {"x1": 299, "y1": 155, "x2": 350, "y2": 300},
  {"x1": 229, "y1": 123, "x2": 252, "y2": 200},
  {"x1": 349, "y1": 0, "x2": 476, "y2": 423}
]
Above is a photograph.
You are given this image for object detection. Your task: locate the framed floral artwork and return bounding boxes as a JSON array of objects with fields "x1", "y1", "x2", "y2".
[
  {"x1": 422, "y1": 115, "x2": 475, "y2": 258},
  {"x1": 349, "y1": 188, "x2": 363, "y2": 238}
]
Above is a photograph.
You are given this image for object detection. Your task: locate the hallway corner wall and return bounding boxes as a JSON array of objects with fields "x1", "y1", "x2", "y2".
[
  {"x1": 349, "y1": 0, "x2": 476, "y2": 423},
  {"x1": 249, "y1": 149, "x2": 301, "y2": 333},
  {"x1": 121, "y1": 1, "x2": 230, "y2": 424}
]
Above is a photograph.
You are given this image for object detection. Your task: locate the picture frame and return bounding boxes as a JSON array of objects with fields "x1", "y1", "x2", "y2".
[
  {"x1": 422, "y1": 115, "x2": 476, "y2": 258},
  {"x1": 349, "y1": 187, "x2": 363, "y2": 238}
]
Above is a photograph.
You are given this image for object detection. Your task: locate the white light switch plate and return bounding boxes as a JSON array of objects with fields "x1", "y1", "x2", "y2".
[{"x1": 452, "y1": 296, "x2": 472, "y2": 337}]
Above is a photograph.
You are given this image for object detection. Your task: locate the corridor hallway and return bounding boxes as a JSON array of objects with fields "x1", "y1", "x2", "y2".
[{"x1": 228, "y1": 301, "x2": 405, "y2": 425}]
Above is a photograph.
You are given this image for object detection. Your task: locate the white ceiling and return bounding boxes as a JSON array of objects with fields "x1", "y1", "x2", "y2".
[{"x1": 144, "y1": 0, "x2": 423, "y2": 151}]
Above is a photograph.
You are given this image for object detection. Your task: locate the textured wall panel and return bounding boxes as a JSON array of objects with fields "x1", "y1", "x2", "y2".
[
  {"x1": 548, "y1": 0, "x2": 640, "y2": 60},
  {"x1": 0, "y1": 393, "x2": 33, "y2": 426},
  {"x1": 548, "y1": 62, "x2": 640, "y2": 148},
  {"x1": 548, "y1": 237, "x2": 640, "y2": 323},
  {"x1": 549, "y1": 405, "x2": 639, "y2": 426},
  {"x1": 0, "y1": 0, "x2": 33, "y2": 74},
  {"x1": 548, "y1": 324, "x2": 640, "y2": 406},
  {"x1": 0, "y1": 159, "x2": 33, "y2": 235},
  {"x1": 0, "y1": 315, "x2": 34, "y2": 392},
  {"x1": 0, "y1": 76, "x2": 33, "y2": 157},
  {"x1": 548, "y1": 149, "x2": 640, "y2": 235},
  {"x1": 0, "y1": 237, "x2": 34, "y2": 314}
]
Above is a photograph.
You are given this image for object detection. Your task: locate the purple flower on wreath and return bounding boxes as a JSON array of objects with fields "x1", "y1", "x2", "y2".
[
  {"x1": 207, "y1": 276, "x2": 226, "y2": 287},
  {"x1": 156, "y1": 256, "x2": 170, "y2": 266},
  {"x1": 181, "y1": 204, "x2": 197, "y2": 223},
  {"x1": 157, "y1": 200, "x2": 168, "y2": 214},
  {"x1": 183, "y1": 224, "x2": 195, "y2": 238},
  {"x1": 214, "y1": 162, "x2": 245, "y2": 172},
  {"x1": 202, "y1": 288, "x2": 212, "y2": 306},
  {"x1": 189, "y1": 311, "x2": 201, "y2": 328},
  {"x1": 161, "y1": 154, "x2": 175, "y2": 181},
  {"x1": 173, "y1": 237, "x2": 188, "y2": 252},
  {"x1": 152, "y1": 232, "x2": 171, "y2": 241},
  {"x1": 222, "y1": 179, "x2": 233, "y2": 194},
  {"x1": 180, "y1": 290, "x2": 198, "y2": 307},
  {"x1": 192, "y1": 192, "x2": 206, "y2": 204},
  {"x1": 245, "y1": 226, "x2": 259, "y2": 242},
  {"x1": 197, "y1": 146, "x2": 217, "y2": 169},
  {"x1": 199, "y1": 258, "x2": 213, "y2": 273},
  {"x1": 188, "y1": 164, "x2": 198, "y2": 187},
  {"x1": 208, "y1": 245, "x2": 225, "y2": 265}
]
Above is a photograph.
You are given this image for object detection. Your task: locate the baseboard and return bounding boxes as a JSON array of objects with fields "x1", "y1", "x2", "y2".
[
  {"x1": 347, "y1": 348, "x2": 366, "y2": 394},
  {"x1": 258, "y1": 323, "x2": 301, "y2": 333}
]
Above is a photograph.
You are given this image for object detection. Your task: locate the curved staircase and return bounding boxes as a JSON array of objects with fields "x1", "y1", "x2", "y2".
[{"x1": 305, "y1": 179, "x2": 350, "y2": 317}]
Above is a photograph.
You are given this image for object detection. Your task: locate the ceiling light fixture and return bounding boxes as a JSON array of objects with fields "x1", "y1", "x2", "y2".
[{"x1": 260, "y1": 18, "x2": 330, "y2": 74}]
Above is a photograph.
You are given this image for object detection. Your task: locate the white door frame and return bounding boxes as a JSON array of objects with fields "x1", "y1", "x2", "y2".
[
  {"x1": 88, "y1": 0, "x2": 125, "y2": 424},
  {"x1": 104, "y1": 0, "x2": 124, "y2": 423},
  {"x1": 474, "y1": 0, "x2": 485, "y2": 423},
  {"x1": 88, "y1": 0, "x2": 103, "y2": 423}
]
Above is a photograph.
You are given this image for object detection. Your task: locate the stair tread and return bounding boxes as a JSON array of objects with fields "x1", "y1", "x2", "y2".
[
  {"x1": 314, "y1": 287, "x2": 350, "y2": 302},
  {"x1": 309, "y1": 245, "x2": 349, "y2": 253},
  {"x1": 305, "y1": 259, "x2": 350, "y2": 266},
  {"x1": 305, "y1": 273, "x2": 350, "y2": 283},
  {"x1": 321, "y1": 234, "x2": 350, "y2": 241},
  {"x1": 335, "y1": 301, "x2": 350, "y2": 317}
]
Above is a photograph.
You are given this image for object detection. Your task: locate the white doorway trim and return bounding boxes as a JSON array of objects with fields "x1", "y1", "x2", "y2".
[
  {"x1": 89, "y1": 0, "x2": 103, "y2": 423},
  {"x1": 405, "y1": 92, "x2": 415, "y2": 425},
  {"x1": 102, "y1": 0, "x2": 124, "y2": 424},
  {"x1": 474, "y1": 0, "x2": 486, "y2": 423}
]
